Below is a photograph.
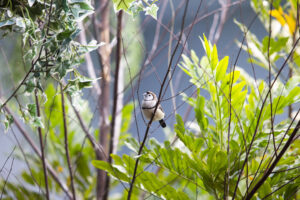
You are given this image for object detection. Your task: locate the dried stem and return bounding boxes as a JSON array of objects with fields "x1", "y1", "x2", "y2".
[
  {"x1": 69, "y1": 97, "x2": 106, "y2": 160},
  {"x1": 232, "y1": 34, "x2": 300, "y2": 199},
  {"x1": 78, "y1": 22, "x2": 101, "y2": 96},
  {"x1": 60, "y1": 83, "x2": 76, "y2": 200},
  {"x1": 111, "y1": 11, "x2": 124, "y2": 155},
  {"x1": 127, "y1": 1, "x2": 190, "y2": 199},
  {"x1": 103, "y1": 10, "x2": 124, "y2": 200},
  {"x1": 4, "y1": 106, "x2": 73, "y2": 199},
  {"x1": 35, "y1": 89, "x2": 50, "y2": 200},
  {"x1": 245, "y1": 116, "x2": 300, "y2": 200},
  {"x1": 0, "y1": 0, "x2": 54, "y2": 110},
  {"x1": 0, "y1": 158, "x2": 14, "y2": 199}
]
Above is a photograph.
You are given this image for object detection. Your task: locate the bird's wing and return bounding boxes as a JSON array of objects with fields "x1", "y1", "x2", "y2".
[{"x1": 158, "y1": 104, "x2": 164, "y2": 113}]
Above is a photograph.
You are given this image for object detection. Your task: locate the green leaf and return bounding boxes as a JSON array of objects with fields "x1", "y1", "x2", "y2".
[
  {"x1": 175, "y1": 114, "x2": 185, "y2": 137},
  {"x1": 27, "y1": 104, "x2": 37, "y2": 117},
  {"x1": 200, "y1": 35, "x2": 211, "y2": 58},
  {"x1": 4, "y1": 114, "x2": 14, "y2": 131},
  {"x1": 216, "y1": 56, "x2": 229, "y2": 82},
  {"x1": 128, "y1": 1, "x2": 144, "y2": 17},
  {"x1": 145, "y1": 4, "x2": 159, "y2": 20},
  {"x1": 195, "y1": 96, "x2": 208, "y2": 131},
  {"x1": 91, "y1": 160, "x2": 130, "y2": 182},
  {"x1": 124, "y1": 137, "x2": 140, "y2": 154},
  {"x1": 25, "y1": 79, "x2": 36, "y2": 93},
  {"x1": 211, "y1": 44, "x2": 218, "y2": 70},
  {"x1": 28, "y1": 0, "x2": 36, "y2": 7},
  {"x1": 69, "y1": 1, "x2": 94, "y2": 21},
  {"x1": 121, "y1": 103, "x2": 134, "y2": 133},
  {"x1": 112, "y1": 0, "x2": 135, "y2": 11},
  {"x1": 57, "y1": 29, "x2": 76, "y2": 41},
  {"x1": 32, "y1": 117, "x2": 44, "y2": 128},
  {"x1": 258, "y1": 180, "x2": 272, "y2": 199},
  {"x1": 0, "y1": 19, "x2": 15, "y2": 28}
]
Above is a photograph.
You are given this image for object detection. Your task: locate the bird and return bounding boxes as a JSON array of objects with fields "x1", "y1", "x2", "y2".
[{"x1": 142, "y1": 91, "x2": 166, "y2": 128}]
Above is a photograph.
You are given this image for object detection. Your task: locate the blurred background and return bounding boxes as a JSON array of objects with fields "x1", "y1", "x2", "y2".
[{"x1": 0, "y1": 0, "x2": 267, "y2": 185}]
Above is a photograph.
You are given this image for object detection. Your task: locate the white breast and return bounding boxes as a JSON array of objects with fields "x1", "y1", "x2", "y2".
[{"x1": 142, "y1": 100, "x2": 165, "y2": 121}]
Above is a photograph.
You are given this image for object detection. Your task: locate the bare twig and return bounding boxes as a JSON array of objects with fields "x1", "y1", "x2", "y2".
[
  {"x1": 4, "y1": 107, "x2": 73, "y2": 199},
  {"x1": 245, "y1": 115, "x2": 300, "y2": 200},
  {"x1": 69, "y1": 97, "x2": 106, "y2": 160},
  {"x1": 266, "y1": 1, "x2": 277, "y2": 158},
  {"x1": 11, "y1": 128, "x2": 44, "y2": 193},
  {"x1": 111, "y1": 11, "x2": 124, "y2": 156},
  {"x1": 0, "y1": 158, "x2": 14, "y2": 199},
  {"x1": 0, "y1": 147, "x2": 15, "y2": 174},
  {"x1": 0, "y1": 0, "x2": 54, "y2": 110},
  {"x1": 213, "y1": 0, "x2": 231, "y2": 44},
  {"x1": 105, "y1": 10, "x2": 124, "y2": 200},
  {"x1": 60, "y1": 83, "x2": 76, "y2": 200},
  {"x1": 126, "y1": 1, "x2": 190, "y2": 199},
  {"x1": 78, "y1": 22, "x2": 101, "y2": 96},
  {"x1": 232, "y1": 35, "x2": 300, "y2": 199},
  {"x1": 35, "y1": 89, "x2": 50, "y2": 200}
]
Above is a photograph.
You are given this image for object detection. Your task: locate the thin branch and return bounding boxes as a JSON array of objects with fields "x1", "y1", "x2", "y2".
[
  {"x1": 35, "y1": 89, "x2": 50, "y2": 200},
  {"x1": 245, "y1": 115, "x2": 300, "y2": 200},
  {"x1": 4, "y1": 106, "x2": 73, "y2": 199},
  {"x1": 69, "y1": 97, "x2": 106, "y2": 160},
  {"x1": 236, "y1": 35, "x2": 300, "y2": 197},
  {"x1": 110, "y1": 10, "x2": 124, "y2": 156},
  {"x1": 105, "y1": 10, "x2": 124, "y2": 200},
  {"x1": 262, "y1": 173, "x2": 300, "y2": 199},
  {"x1": 213, "y1": 0, "x2": 231, "y2": 44},
  {"x1": 0, "y1": 158, "x2": 14, "y2": 199},
  {"x1": 126, "y1": 0, "x2": 190, "y2": 199},
  {"x1": 267, "y1": 0, "x2": 277, "y2": 158},
  {"x1": 0, "y1": 147, "x2": 15, "y2": 174},
  {"x1": 78, "y1": 22, "x2": 101, "y2": 96},
  {"x1": 0, "y1": 0, "x2": 54, "y2": 110},
  {"x1": 60, "y1": 83, "x2": 76, "y2": 200},
  {"x1": 11, "y1": 128, "x2": 44, "y2": 193}
]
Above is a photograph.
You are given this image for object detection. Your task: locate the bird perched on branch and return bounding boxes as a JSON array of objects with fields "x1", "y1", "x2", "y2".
[{"x1": 142, "y1": 91, "x2": 166, "y2": 128}]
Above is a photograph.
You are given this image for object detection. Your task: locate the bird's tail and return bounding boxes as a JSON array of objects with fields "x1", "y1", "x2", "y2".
[{"x1": 159, "y1": 119, "x2": 166, "y2": 128}]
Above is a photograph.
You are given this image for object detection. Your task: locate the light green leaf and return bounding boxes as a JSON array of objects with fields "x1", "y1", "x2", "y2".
[
  {"x1": 216, "y1": 56, "x2": 229, "y2": 82},
  {"x1": 27, "y1": 104, "x2": 37, "y2": 117},
  {"x1": 112, "y1": 0, "x2": 135, "y2": 11},
  {"x1": 195, "y1": 96, "x2": 208, "y2": 131},
  {"x1": 32, "y1": 117, "x2": 44, "y2": 128},
  {"x1": 124, "y1": 137, "x2": 140, "y2": 154},
  {"x1": 0, "y1": 19, "x2": 15, "y2": 28},
  {"x1": 145, "y1": 4, "x2": 158, "y2": 20},
  {"x1": 4, "y1": 114, "x2": 14, "y2": 131}
]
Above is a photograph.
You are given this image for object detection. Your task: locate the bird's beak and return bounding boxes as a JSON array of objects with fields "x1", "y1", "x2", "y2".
[{"x1": 143, "y1": 93, "x2": 147, "y2": 97}]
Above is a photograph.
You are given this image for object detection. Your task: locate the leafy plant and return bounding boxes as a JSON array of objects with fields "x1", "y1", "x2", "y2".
[{"x1": 93, "y1": 35, "x2": 300, "y2": 199}]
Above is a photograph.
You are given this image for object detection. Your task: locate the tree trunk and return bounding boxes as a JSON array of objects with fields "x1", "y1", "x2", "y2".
[{"x1": 96, "y1": 0, "x2": 111, "y2": 199}]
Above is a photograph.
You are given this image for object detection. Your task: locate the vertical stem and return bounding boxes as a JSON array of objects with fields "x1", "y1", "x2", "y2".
[
  {"x1": 96, "y1": 1, "x2": 111, "y2": 199},
  {"x1": 35, "y1": 89, "x2": 50, "y2": 200},
  {"x1": 60, "y1": 83, "x2": 76, "y2": 200},
  {"x1": 105, "y1": 10, "x2": 123, "y2": 200},
  {"x1": 127, "y1": 1, "x2": 191, "y2": 199},
  {"x1": 4, "y1": 107, "x2": 73, "y2": 199},
  {"x1": 245, "y1": 118, "x2": 300, "y2": 200}
]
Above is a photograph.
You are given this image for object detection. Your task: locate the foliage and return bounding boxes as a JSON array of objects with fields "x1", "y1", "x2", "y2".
[
  {"x1": 94, "y1": 34, "x2": 300, "y2": 199},
  {"x1": 0, "y1": 0, "x2": 101, "y2": 125},
  {"x1": 111, "y1": 0, "x2": 159, "y2": 19},
  {"x1": 1, "y1": 0, "x2": 300, "y2": 199},
  {"x1": 240, "y1": 0, "x2": 300, "y2": 75},
  {"x1": 0, "y1": 83, "x2": 135, "y2": 199}
]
